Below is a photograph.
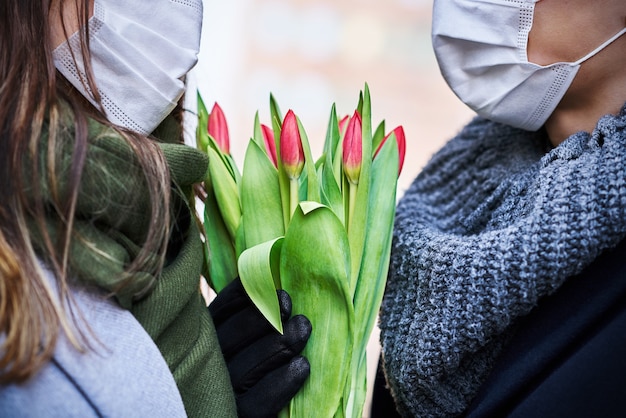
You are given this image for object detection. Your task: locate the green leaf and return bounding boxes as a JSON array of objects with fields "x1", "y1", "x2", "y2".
[
  {"x1": 298, "y1": 168, "x2": 309, "y2": 203},
  {"x1": 225, "y1": 154, "x2": 242, "y2": 185},
  {"x1": 206, "y1": 146, "x2": 241, "y2": 241},
  {"x1": 239, "y1": 238, "x2": 284, "y2": 333},
  {"x1": 203, "y1": 180, "x2": 238, "y2": 293},
  {"x1": 296, "y1": 117, "x2": 321, "y2": 203},
  {"x1": 241, "y1": 139, "x2": 284, "y2": 248},
  {"x1": 252, "y1": 111, "x2": 263, "y2": 149},
  {"x1": 196, "y1": 91, "x2": 210, "y2": 153},
  {"x1": 203, "y1": 131, "x2": 239, "y2": 181},
  {"x1": 281, "y1": 202, "x2": 354, "y2": 418},
  {"x1": 320, "y1": 157, "x2": 344, "y2": 226},
  {"x1": 269, "y1": 93, "x2": 284, "y2": 170},
  {"x1": 270, "y1": 93, "x2": 284, "y2": 128},
  {"x1": 353, "y1": 133, "x2": 398, "y2": 344},
  {"x1": 347, "y1": 84, "x2": 373, "y2": 297},
  {"x1": 270, "y1": 95, "x2": 292, "y2": 231},
  {"x1": 345, "y1": 363, "x2": 368, "y2": 418},
  {"x1": 323, "y1": 104, "x2": 342, "y2": 186},
  {"x1": 318, "y1": 106, "x2": 345, "y2": 224},
  {"x1": 197, "y1": 90, "x2": 209, "y2": 119},
  {"x1": 235, "y1": 218, "x2": 246, "y2": 259},
  {"x1": 349, "y1": 135, "x2": 399, "y2": 417},
  {"x1": 372, "y1": 120, "x2": 386, "y2": 157},
  {"x1": 332, "y1": 132, "x2": 344, "y2": 190}
]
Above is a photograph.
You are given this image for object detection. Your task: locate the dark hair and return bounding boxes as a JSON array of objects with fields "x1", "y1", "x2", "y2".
[{"x1": 0, "y1": 0, "x2": 173, "y2": 383}]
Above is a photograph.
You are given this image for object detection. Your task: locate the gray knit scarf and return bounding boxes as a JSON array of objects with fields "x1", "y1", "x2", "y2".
[{"x1": 379, "y1": 104, "x2": 626, "y2": 417}]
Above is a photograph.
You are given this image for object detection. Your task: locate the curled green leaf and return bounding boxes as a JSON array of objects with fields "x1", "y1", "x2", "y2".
[{"x1": 239, "y1": 238, "x2": 285, "y2": 334}]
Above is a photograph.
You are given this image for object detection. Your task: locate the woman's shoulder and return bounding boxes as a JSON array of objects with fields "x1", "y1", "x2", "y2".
[{"x1": 0, "y1": 264, "x2": 187, "y2": 418}]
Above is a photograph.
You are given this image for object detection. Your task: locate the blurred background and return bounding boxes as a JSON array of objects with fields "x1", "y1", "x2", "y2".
[{"x1": 188, "y1": 0, "x2": 474, "y2": 416}]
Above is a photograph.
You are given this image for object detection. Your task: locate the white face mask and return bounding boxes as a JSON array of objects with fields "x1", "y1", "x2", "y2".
[
  {"x1": 53, "y1": 0, "x2": 203, "y2": 135},
  {"x1": 432, "y1": 0, "x2": 626, "y2": 131}
]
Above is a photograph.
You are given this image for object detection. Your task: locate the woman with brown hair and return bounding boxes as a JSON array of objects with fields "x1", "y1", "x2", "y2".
[{"x1": 0, "y1": 1, "x2": 311, "y2": 416}]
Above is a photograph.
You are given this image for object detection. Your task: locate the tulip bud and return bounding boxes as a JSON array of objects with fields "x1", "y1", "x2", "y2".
[
  {"x1": 208, "y1": 102, "x2": 230, "y2": 154},
  {"x1": 374, "y1": 126, "x2": 406, "y2": 175},
  {"x1": 342, "y1": 111, "x2": 362, "y2": 185},
  {"x1": 280, "y1": 110, "x2": 305, "y2": 180},
  {"x1": 261, "y1": 124, "x2": 278, "y2": 167}
]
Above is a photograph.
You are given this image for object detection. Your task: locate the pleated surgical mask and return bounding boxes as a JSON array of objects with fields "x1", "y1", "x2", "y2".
[
  {"x1": 53, "y1": 0, "x2": 203, "y2": 135},
  {"x1": 432, "y1": 0, "x2": 626, "y2": 131}
]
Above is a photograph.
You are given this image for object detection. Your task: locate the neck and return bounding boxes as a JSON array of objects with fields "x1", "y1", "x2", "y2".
[{"x1": 545, "y1": 35, "x2": 626, "y2": 147}]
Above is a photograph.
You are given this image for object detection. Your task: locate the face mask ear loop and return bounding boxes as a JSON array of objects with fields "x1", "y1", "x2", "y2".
[{"x1": 573, "y1": 27, "x2": 626, "y2": 65}]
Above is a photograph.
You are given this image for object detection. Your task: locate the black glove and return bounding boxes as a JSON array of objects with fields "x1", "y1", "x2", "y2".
[{"x1": 209, "y1": 278, "x2": 312, "y2": 418}]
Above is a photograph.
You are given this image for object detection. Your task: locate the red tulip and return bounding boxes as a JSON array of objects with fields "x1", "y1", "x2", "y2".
[
  {"x1": 280, "y1": 110, "x2": 305, "y2": 180},
  {"x1": 261, "y1": 124, "x2": 278, "y2": 167},
  {"x1": 342, "y1": 111, "x2": 362, "y2": 185},
  {"x1": 374, "y1": 126, "x2": 406, "y2": 175},
  {"x1": 208, "y1": 102, "x2": 230, "y2": 154}
]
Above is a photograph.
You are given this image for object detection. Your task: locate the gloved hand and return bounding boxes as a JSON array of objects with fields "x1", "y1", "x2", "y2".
[{"x1": 209, "y1": 278, "x2": 312, "y2": 418}]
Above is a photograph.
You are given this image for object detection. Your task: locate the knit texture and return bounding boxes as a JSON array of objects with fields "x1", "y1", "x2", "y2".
[
  {"x1": 29, "y1": 114, "x2": 237, "y2": 417},
  {"x1": 379, "y1": 104, "x2": 626, "y2": 417}
]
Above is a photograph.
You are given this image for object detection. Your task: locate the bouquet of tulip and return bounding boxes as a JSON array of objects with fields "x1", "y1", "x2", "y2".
[{"x1": 196, "y1": 84, "x2": 405, "y2": 418}]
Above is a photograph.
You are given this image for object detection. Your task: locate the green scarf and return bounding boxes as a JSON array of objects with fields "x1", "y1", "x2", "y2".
[{"x1": 31, "y1": 114, "x2": 237, "y2": 417}]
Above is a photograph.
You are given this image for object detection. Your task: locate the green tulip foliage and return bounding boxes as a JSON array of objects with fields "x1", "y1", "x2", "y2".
[{"x1": 196, "y1": 84, "x2": 401, "y2": 418}]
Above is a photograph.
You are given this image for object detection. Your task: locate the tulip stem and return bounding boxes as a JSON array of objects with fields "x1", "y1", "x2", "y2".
[
  {"x1": 289, "y1": 178, "x2": 299, "y2": 219},
  {"x1": 347, "y1": 182, "x2": 358, "y2": 233}
]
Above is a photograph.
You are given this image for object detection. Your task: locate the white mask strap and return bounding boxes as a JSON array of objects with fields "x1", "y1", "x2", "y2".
[{"x1": 574, "y1": 27, "x2": 626, "y2": 65}]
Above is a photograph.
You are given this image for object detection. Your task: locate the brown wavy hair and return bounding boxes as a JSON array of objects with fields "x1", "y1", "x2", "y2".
[{"x1": 0, "y1": 0, "x2": 173, "y2": 383}]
